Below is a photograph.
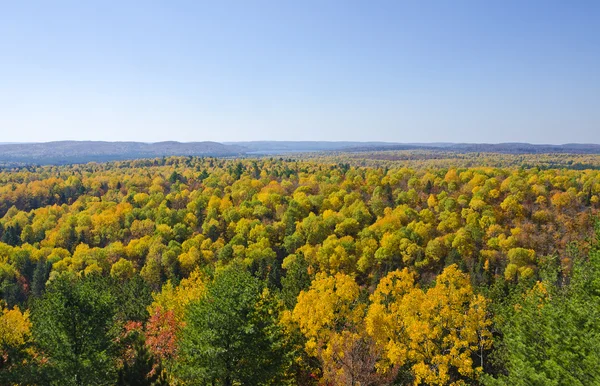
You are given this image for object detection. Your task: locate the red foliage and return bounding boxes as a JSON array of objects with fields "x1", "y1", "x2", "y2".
[
  {"x1": 145, "y1": 307, "x2": 179, "y2": 363},
  {"x1": 115, "y1": 321, "x2": 144, "y2": 365}
]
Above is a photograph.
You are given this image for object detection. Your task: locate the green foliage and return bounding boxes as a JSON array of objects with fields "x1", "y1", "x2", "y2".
[
  {"x1": 115, "y1": 275, "x2": 153, "y2": 323},
  {"x1": 484, "y1": 225, "x2": 600, "y2": 385},
  {"x1": 31, "y1": 257, "x2": 51, "y2": 297},
  {"x1": 281, "y1": 253, "x2": 312, "y2": 309},
  {"x1": 116, "y1": 324, "x2": 162, "y2": 386},
  {"x1": 177, "y1": 265, "x2": 286, "y2": 385},
  {"x1": 31, "y1": 274, "x2": 119, "y2": 385}
]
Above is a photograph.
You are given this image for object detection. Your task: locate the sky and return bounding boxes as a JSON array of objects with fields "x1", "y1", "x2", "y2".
[{"x1": 1, "y1": 0, "x2": 599, "y2": 144}]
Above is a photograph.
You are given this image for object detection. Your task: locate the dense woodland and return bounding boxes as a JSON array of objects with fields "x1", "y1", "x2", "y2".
[{"x1": 0, "y1": 153, "x2": 600, "y2": 385}]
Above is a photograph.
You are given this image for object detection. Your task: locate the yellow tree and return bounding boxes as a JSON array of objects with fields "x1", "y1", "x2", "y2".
[
  {"x1": 148, "y1": 269, "x2": 206, "y2": 325},
  {"x1": 0, "y1": 301, "x2": 31, "y2": 371},
  {"x1": 292, "y1": 273, "x2": 388, "y2": 385},
  {"x1": 365, "y1": 268, "x2": 416, "y2": 374},
  {"x1": 366, "y1": 266, "x2": 492, "y2": 385}
]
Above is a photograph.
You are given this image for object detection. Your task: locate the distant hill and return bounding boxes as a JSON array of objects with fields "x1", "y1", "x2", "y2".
[
  {"x1": 343, "y1": 142, "x2": 600, "y2": 154},
  {"x1": 1, "y1": 140, "x2": 600, "y2": 165},
  {"x1": 0, "y1": 141, "x2": 244, "y2": 165},
  {"x1": 228, "y1": 141, "x2": 600, "y2": 155},
  {"x1": 224, "y1": 141, "x2": 399, "y2": 153}
]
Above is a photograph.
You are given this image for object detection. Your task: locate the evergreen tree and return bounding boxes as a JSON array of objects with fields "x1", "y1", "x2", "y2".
[
  {"x1": 31, "y1": 258, "x2": 51, "y2": 298},
  {"x1": 484, "y1": 225, "x2": 600, "y2": 385},
  {"x1": 31, "y1": 274, "x2": 119, "y2": 385}
]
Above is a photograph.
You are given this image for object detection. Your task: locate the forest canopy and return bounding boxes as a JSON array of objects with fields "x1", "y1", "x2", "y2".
[{"x1": 0, "y1": 151, "x2": 599, "y2": 385}]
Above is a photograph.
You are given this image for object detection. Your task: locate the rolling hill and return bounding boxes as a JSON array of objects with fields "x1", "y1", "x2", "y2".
[{"x1": 1, "y1": 140, "x2": 600, "y2": 165}]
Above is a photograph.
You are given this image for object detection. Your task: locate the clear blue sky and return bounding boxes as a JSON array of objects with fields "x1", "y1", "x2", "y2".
[{"x1": 1, "y1": 0, "x2": 599, "y2": 144}]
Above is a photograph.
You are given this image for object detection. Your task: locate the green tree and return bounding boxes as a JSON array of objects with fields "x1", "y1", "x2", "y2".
[
  {"x1": 31, "y1": 257, "x2": 51, "y2": 297},
  {"x1": 31, "y1": 274, "x2": 119, "y2": 385},
  {"x1": 485, "y1": 228, "x2": 600, "y2": 385},
  {"x1": 281, "y1": 253, "x2": 312, "y2": 309},
  {"x1": 177, "y1": 265, "x2": 286, "y2": 385}
]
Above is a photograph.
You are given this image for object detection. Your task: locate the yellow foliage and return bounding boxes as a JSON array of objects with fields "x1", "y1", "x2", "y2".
[
  {"x1": 293, "y1": 273, "x2": 362, "y2": 351},
  {"x1": 366, "y1": 265, "x2": 492, "y2": 385},
  {"x1": 110, "y1": 258, "x2": 135, "y2": 280},
  {"x1": 149, "y1": 269, "x2": 206, "y2": 323},
  {"x1": 0, "y1": 302, "x2": 31, "y2": 356},
  {"x1": 292, "y1": 273, "x2": 382, "y2": 384}
]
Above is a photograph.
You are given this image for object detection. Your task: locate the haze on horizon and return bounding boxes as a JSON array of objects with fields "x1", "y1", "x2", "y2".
[{"x1": 1, "y1": 1, "x2": 599, "y2": 145}]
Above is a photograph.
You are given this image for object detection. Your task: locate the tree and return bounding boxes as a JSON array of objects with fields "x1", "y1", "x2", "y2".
[
  {"x1": 292, "y1": 272, "x2": 387, "y2": 385},
  {"x1": 366, "y1": 266, "x2": 492, "y2": 385},
  {"x1": 0, "y1": 301, "x2": 31, "y2": 381},
  {"x1": 504, "y1": 248, "x2": 536, "y2": 281},
  {"x1": 144, "y1": 269, "x2": 206, "y2": 379},
  {"x1": 177, "y1": 265, "x2": 285, "y2": 385},
  {"x1": 111, "y1": 276, "x2": 155, "y2": 385},
  {"x1": 31, "y1": 257, "x2": 51, "y2": 297},
  {"x1": 484, "y1": 227, "x2": 600, "y2": 386},
  {"x1": 31, "y1": 274, "x2": 119, "y2": 385},
  {"x1": 111, "y1": 258, "x2": 135, "y2": 281},
  {"x1": 116, "y1": 320, "x2": 162, "y2": 386},
  {"x1": 281, "y1": 253, "x2": 312, "y2": 309}
]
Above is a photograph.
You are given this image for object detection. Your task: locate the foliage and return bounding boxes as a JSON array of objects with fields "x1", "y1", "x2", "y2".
[
  {"x1": 177, "y1": 265, "x2": 286, "y2": 385},
  {"x1": 292, "y1": 272, "x2": 389, "y2": 385},
  {"x1": 30, "y1": 274, "x2": 119, "y2": 385},
  {"x1": 366, "y1": 265, "x2": 492, "y2": 385},
  {"x1": 484, "y1": 225, "x2": 600, "y2": 385},
  {"x1": 0, "y1": 153, "x2": 597, "y2": 384},
  {"x1": 0, "y1": 301, "x2": 31, "y2": 380}
]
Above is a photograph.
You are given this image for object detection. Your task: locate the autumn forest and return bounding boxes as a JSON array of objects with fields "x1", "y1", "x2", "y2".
[{"x1": 1, "y1": 151, "x2": 599, "y2": 385}]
